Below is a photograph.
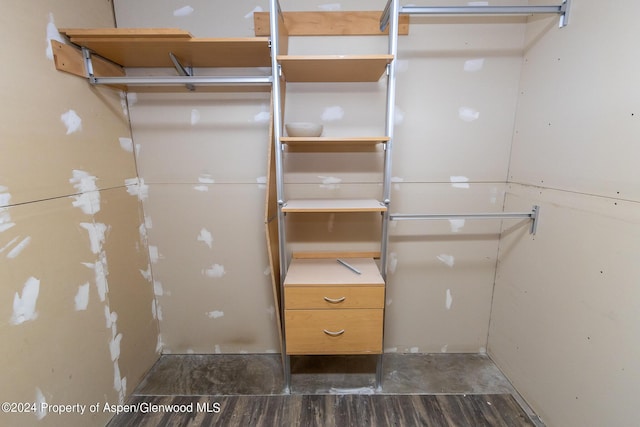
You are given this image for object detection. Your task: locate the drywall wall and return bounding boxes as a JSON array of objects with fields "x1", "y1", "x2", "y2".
[
  {"x1": 0, "y1": 2, "x2": 158, "y2": 426},
  {"x1": 489, "y1": 1, "x2": 640, "y2": 426},
  {"x1": 114, "y1": 0, "x2": 528, "y2": 354}
]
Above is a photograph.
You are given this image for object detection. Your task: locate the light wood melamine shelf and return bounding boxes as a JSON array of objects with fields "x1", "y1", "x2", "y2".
[
  {"x1": 284, "y1": 258, "x2": 385, "y2": 287},
  {"x1": 282, "y1": 136, "x2": 389, "y2": 152},
  {"x1": 60, "y1": 28, "x2": 272, "y2": 68},
  {"x1": 277, "y1": 55, "x2": 393, "y2": 82},
  {"x1": 282, "y1": 199, "x2": 387, "y2": 213}
]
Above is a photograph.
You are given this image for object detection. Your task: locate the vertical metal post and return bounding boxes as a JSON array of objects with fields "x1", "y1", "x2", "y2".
[
  {"x1": 377, "y1": 0, "x2": 399, "y2": 392},
  {"x1": 269, "y1": 0, "x2": 290, "y2": 393}
]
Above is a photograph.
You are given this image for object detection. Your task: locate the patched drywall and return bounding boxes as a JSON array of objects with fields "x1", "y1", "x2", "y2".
[
  {"x1": 0, "y1": 2, "x2": 158, "y2": 426},
  {"x1": 489, "y1": 1, "x2": 640, "y2": 426},
  {"x1": 115, "y1": 0, "x2": 527, "y2": 354}
]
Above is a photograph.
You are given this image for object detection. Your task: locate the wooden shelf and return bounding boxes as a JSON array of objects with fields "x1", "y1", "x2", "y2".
[
  {"x1": 282, "y1": 199, "x2": 386, "y2": 213},
  {"x1": 277, "y1": 55, "x2": 393, "y2": 82},
  {"x1": 282, "y1": 136, "x2": 389, "y2": 152},
  {"x1": 60, "y1": 28, "x2": 271, "y2": 68},
  {"x1": 284, "y1": 258, "x2": 384, "y2": 287}
]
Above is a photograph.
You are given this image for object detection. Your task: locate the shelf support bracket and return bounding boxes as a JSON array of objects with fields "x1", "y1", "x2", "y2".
[
  {"x1": 169, "y1": 52, "x2": 195, "y2": 92},
  {"x1": 81, "y1": 47, "x2": 97, "y2": 85}
]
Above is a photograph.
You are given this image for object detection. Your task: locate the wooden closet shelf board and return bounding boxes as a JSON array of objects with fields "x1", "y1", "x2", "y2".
[
  {"x1": 253, "y1": 12, "x2": 410, "y2": 36},
  {"x1": 282, "y1": 199, "x2": 387, "y2": 213},
  {"x1": 278, "y1": 55, "x2": 393, "y2": 82},
  {"x1": 59, "y1": 28, "x2": 193, "y2": 38},
  {"x1": 63, "y1": 34, "x2": 271, "y2": 67},
  {"x1": 284, "y1": 258, "x2": 384, "y2": 287}
]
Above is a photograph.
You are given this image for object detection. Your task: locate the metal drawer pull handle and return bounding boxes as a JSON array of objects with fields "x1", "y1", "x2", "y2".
[
  {"x1": 323, "y1": 329, "x2": 345, "y2": 337},
  {"x1": 323, "y1": 296, "x2": 346, "y2": 304}
]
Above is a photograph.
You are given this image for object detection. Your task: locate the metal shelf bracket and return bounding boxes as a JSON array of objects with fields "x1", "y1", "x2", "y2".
[{"x1": 169, "y1": 52, "x2": 195, "y2": 92}]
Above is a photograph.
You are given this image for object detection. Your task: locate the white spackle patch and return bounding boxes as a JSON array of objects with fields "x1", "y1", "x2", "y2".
[
  {"x1": 395, "y1": 106, "x2": 405, "y2": 125},
  {"x1": 156, "y1": 334, "x2": 164, "y2": 353},
  {"x1": 198, "y1": 174, "x2": 215, "y2": 184},
  {"x1": 193, "y1": 185, "x2": 209, "y2": 192},
  {"x1": 490, "y1": 187, "x2": 499, "y2": 204},
  {"x1": 119, "y1": 137, "x2": 133, "y2": 152},
  {"x1": 391, "y1": 176, "x2": 404, "y2": 191},
  {"x1": 148, "y1": 245, "x2": 161, "y2": 263},
  {"x1": 139, "y1": 223, "x2": 148, "y2": 242},
  {"x1": 263, "y1": 266, "x2": 271, "y2": 276},
  {"x1": 464, "y1": 58, "x2": 485, "y2": 72},
  {"x1": 214, "y1": 344, "x2": 222, "y2": 354},
  {"x1": 144, "y1": 215, "x2": 153, "y2": 230},
  {"x1": 80, "y1": 222, "x2": 108, "y2": 254},
  {"x1": 173, "y1": 5, "x2": 194, "y2": 16},
  {"x1": 322, "y1": 106, "x2": 345, "y2": 121},
  {"x1": 449, "y1": 219, "x2": 465, "y2": 233},
  {"x1": 319, "y1": 3, "x2": 341, "y2": 11},
  {"x1": 266, "y1": 305, "x2": 275, "y2": 320},
  {"x1": 206, "y1": 310, "x2": 224, "y2": 319},
  {"x1": 245, "y1": 6, "x2": 263, "y2": 19},
  {"x1": 197, "y1": 228, "x2": 213, "y2": 249},
  {"x1": 83, "y1": 256, "x2": 109, "y2": 302},
  {"x1": 140, "y1": 265, "x2": 152, "y2": 282},
  {"x1": 70, "y1": 170, "x2": 100, "y2": 214},
  {"x1": 384, "y1": 347, "x2": 398, "y2": 353},
  {"x1": 153, "y1": 280, "x2": 164, "y2": 297},
  {"x1": 190, "y1": 109, "x2": 200, "y2": 125},
  {"x1": 203, "y1": 264, "x2": 226, "y2": 278},
  {"x1": 410, "y1": 347, "x2": 419, "y2": 353},
  {"x1": 74, "y1": 283, "x2": 90, "y2": 311},
  {"x1": 0, "y1": 189, "x2": 11, "y2": 206},
  {"x1": 11, "y1": 277, "x2": 40, "y2": 325},
  {"x1": 319, "y1": 175, "x2": 341, "y2": 190},
  {"x1": 45, "y1": 13, "x2": 65, "y2": 61},
  {"x1": 386, "y1": 298, "x2": 392, "y2": 306},
  {"x1": 256, "y1": 176, "x2": 267, "y2": 190},
  {"x1": 61, "y1": 110, "x2": 82, "y2": 134},
  {"x1": 450, "y1": 176, "x2": 470, "y2": 189},
  {"x1": 441, "y1": 344, "x2": 449, "y2": 353},
  {"x1": 254, "y1": 111, "x2": 270, "y2": 123},
  {"x1": 110, "y1": 333, "x2": 123, "y2": 361},
  {"x1": 479, "y1": 346, "x2": 487, "y2": 354},
  {"x1": 105, "y1": 307, "x2": 118, "y2": 329},
  {"x1": 35, "y1": 387, "x2": 47, "y2": 420},
  {"x1": 120, "y1": 93, "x2": 129, "y2": 117},
  {"x1": 459, "y1": 107, "x2": 480, "y2": 122},
  {"x1": 0, "y1": 236, "x2": 19, "y2": 255},
  {"x1": 388, "y1": 252, "x2": 398, "y2": 274},
  {"x1": 7, "y1": 236, "x2": 31, "y2": 259},
  {"x1": 468, "y1": 1, "x2": 489, "y2": 5},
  {"x1": 437, "y1": 254, "x2": 455, "y2": 268},
  {"x1": 127, "y1": 92, "x2": 138, "y2": 107},
  {"x1": 446, "y1": 289, "x2": 453, "y2": 310},
  {"x1": 0, "y1": 208, "x2": 15, "y2": 233},
  {"x1": 125, "y1": 177, "x2": 149, "y2": 201}
]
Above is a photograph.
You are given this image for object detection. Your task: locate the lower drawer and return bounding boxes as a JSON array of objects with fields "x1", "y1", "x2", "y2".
[{"x1": 285, "y1": 309, "x2": 383, "y2": 355}]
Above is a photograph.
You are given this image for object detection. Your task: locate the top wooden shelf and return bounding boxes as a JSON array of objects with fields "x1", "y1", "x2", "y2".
[
  {"x1": 60, "y1": 28, "x2": 271, "y2": 68},
  {"x1": 282, "y1": 199, "x2": 387, "y2": 213},
  {"x1": 277, "y1": 55, "x2": 393, "y2": 82}
]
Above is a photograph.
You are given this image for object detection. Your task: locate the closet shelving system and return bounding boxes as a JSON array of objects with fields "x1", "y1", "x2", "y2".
[{"x1": 52, "y1": 0, "x2": 570, "y2": 392}]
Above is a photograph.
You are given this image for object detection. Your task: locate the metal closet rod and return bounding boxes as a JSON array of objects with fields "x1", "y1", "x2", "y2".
[
  {"x1": 390, "y1": 205, "x2": 540, "y2": 234},
  {"x1": 380, "y1": 0, "x2": 571, "y2": 31}
]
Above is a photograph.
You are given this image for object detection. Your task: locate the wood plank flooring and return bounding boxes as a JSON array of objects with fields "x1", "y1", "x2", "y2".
[{"x1": 108, "y1": 394, "x2": 536, "y2": 427}]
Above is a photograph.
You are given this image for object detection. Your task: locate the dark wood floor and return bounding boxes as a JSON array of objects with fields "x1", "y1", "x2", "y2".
[{"x1": 108, "y1": 394, "x2": 535, "y2": 427}]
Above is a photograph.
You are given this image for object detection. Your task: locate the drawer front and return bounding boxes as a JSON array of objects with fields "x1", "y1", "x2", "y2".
[
  {"x1": 285, "y1": 309, "x2": 383, "y2": 355},
  {"x1": 285, "y1": 286, "x2": 384, "y2": 309}
]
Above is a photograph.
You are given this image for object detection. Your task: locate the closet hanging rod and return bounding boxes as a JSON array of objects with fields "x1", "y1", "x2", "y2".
[
  {"x1": 86, "y1": 75, "x2": 273, "y2": 86},
  {"x1": 380, "y1": 0, "x2": 570, "y2": 31},
  {"x1": 390, "y1": 205, "x2": 540, "y2": 234}
]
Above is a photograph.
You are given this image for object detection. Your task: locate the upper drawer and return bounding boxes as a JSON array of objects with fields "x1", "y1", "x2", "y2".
[{"x1": 285, "y1": 286, "x2": 384, "y2": 309}]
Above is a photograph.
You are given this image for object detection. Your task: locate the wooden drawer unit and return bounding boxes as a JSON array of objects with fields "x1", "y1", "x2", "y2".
[
  {"x1": 284, "y1": 257, "x2": 385, "y2": 356},
  {"x1": 285, "y1": 309, "x2": 383, "y2": 354},
  {"x1": 285, "y1": 286, "x2": 384, "y2": 309}
]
